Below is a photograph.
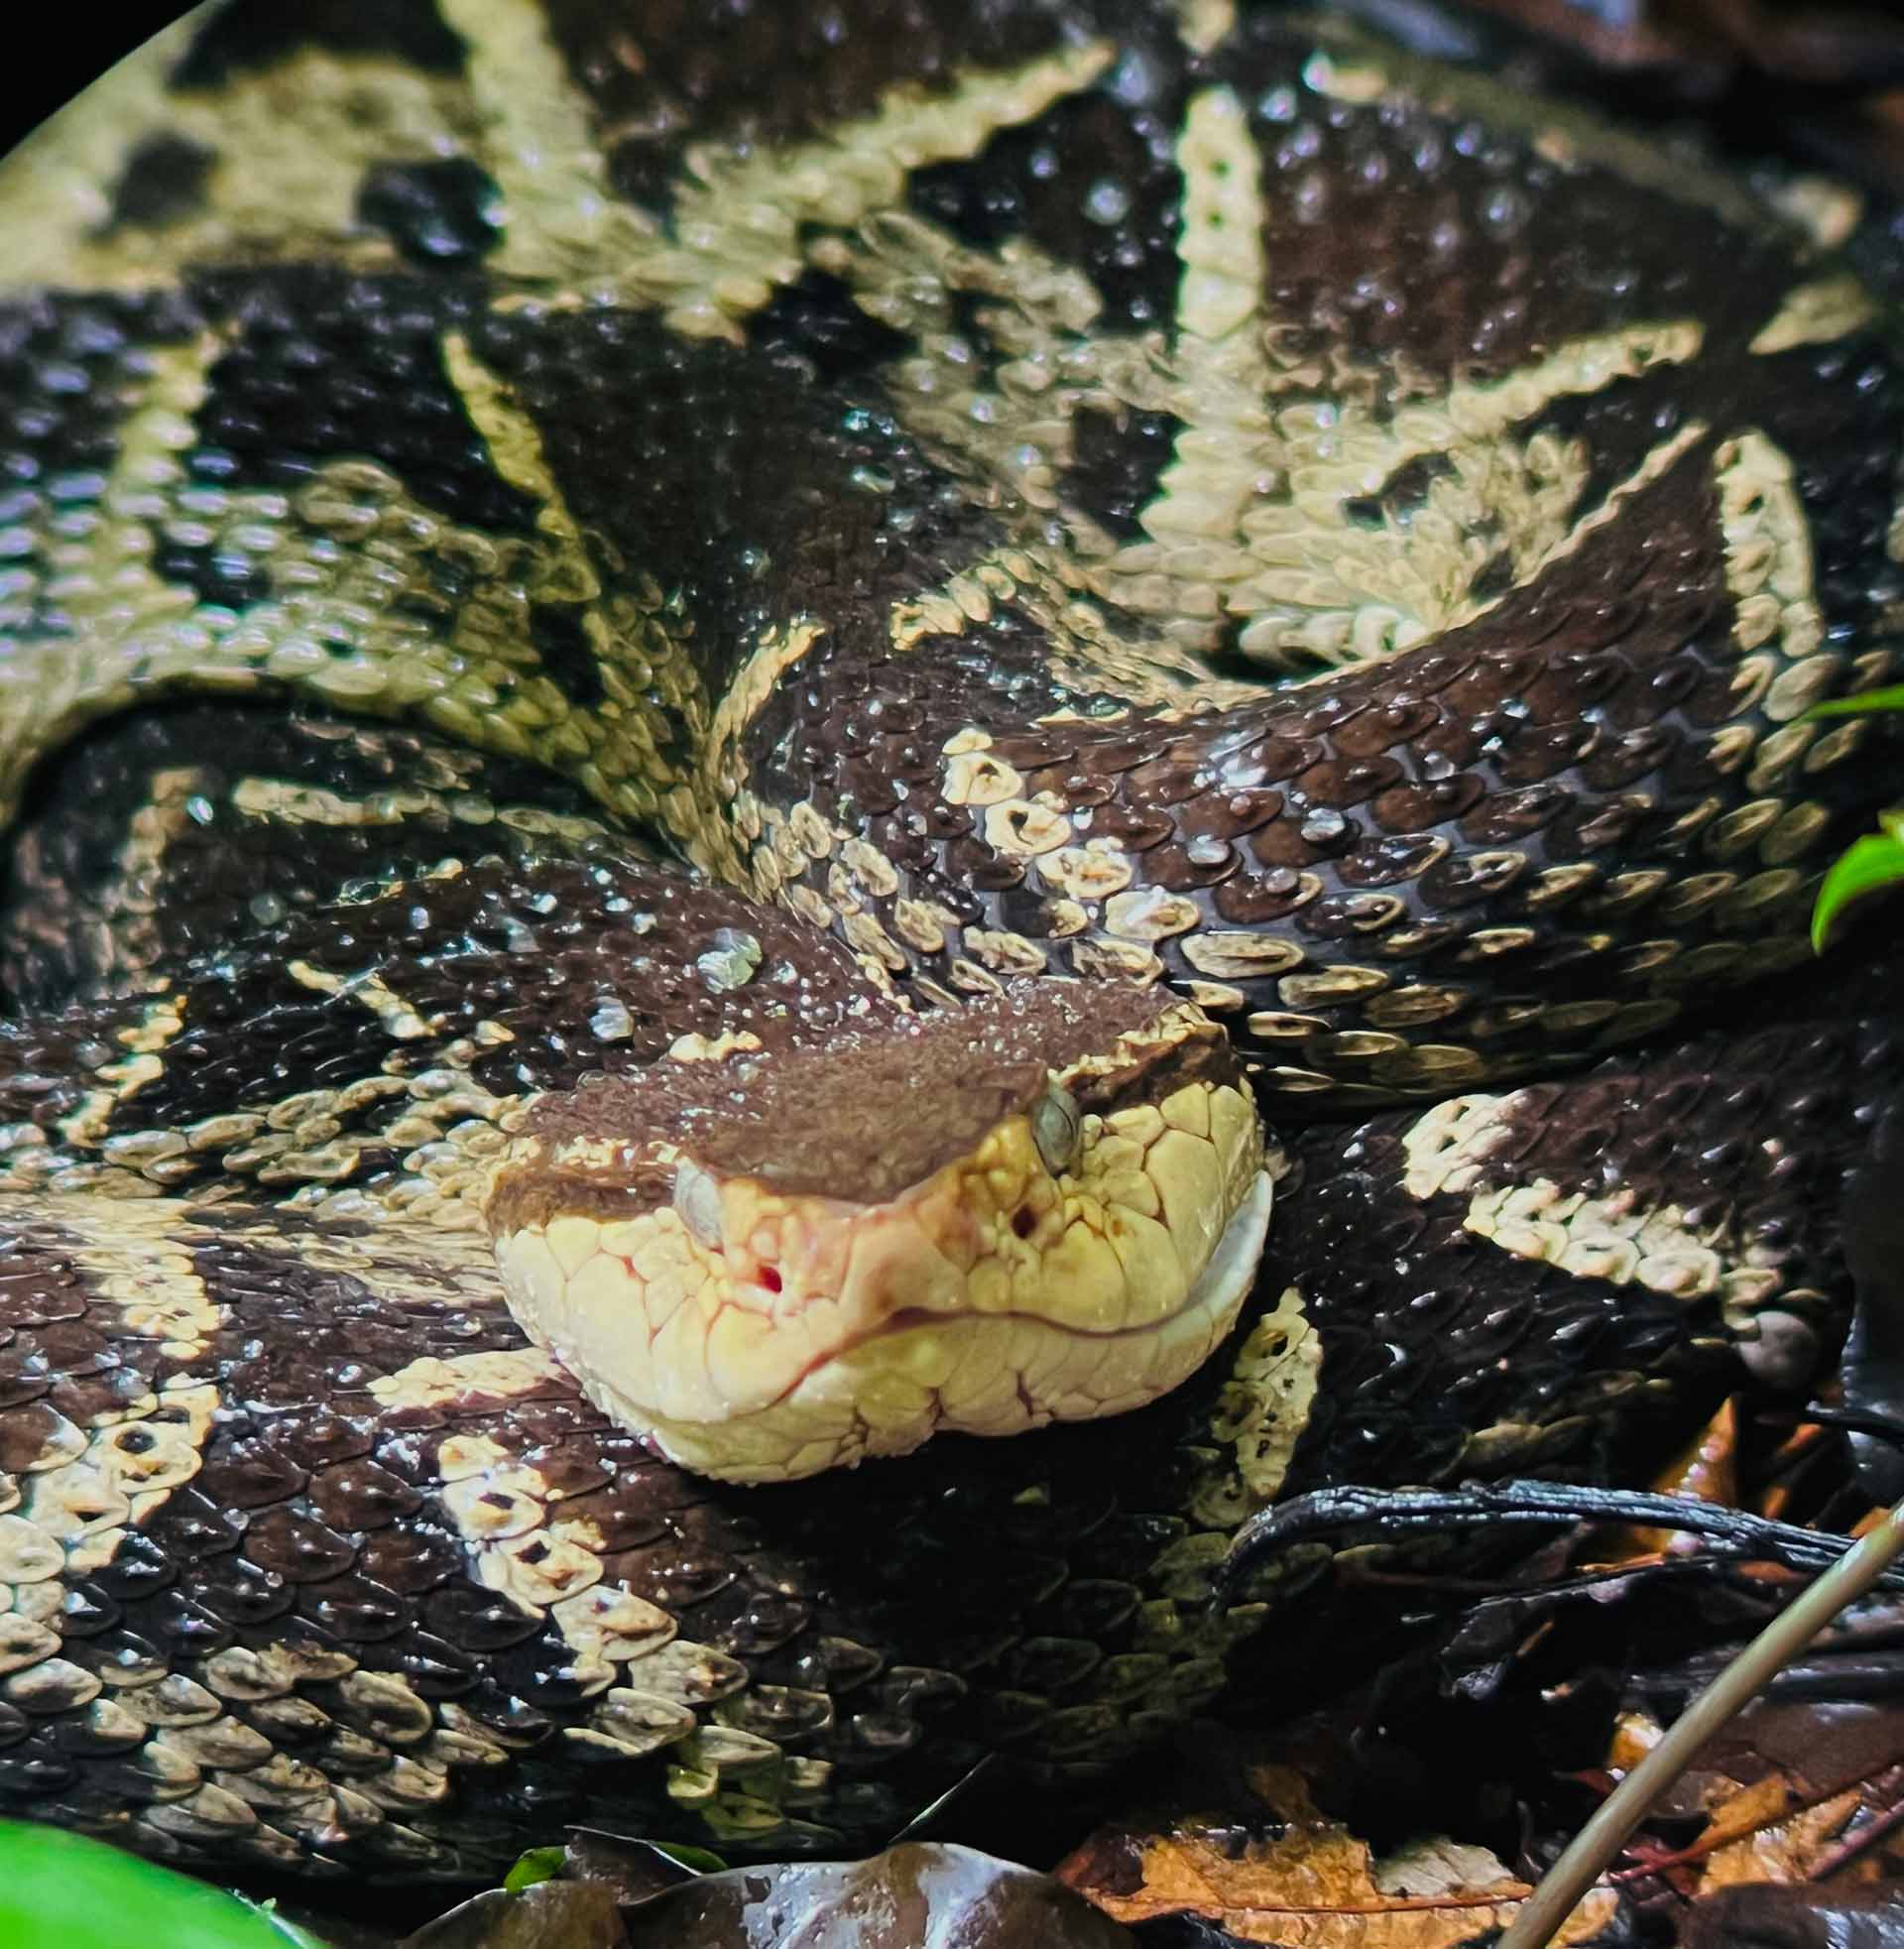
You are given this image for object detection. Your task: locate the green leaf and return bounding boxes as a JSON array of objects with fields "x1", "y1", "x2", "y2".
[
  {"x1": 504, "y1": 1846, "x2": 568, "y2": 1892},
  {"x1": 1812, "y1": 830, "x2": 1904, "y2": 952},
  {"x1": 0, "y1": 1821, "x2": 331, "y2": 1949},
  {"x1": 1805, "y1": 683, "x2": 1904, "y2": 719}
]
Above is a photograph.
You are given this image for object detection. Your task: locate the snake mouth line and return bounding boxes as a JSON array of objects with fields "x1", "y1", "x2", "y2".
[
  {"x1": 760, "y1": 1164, "x2": 1279, "y2": 1408},
  {"x1": 505, "y1": 1167, "x2": 1276, "y2": 1484}
]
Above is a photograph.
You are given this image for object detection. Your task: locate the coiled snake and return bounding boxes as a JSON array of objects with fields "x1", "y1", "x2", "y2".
[{"x1": 0, "y1": 0, "x2": 1899, "y2": 1884}]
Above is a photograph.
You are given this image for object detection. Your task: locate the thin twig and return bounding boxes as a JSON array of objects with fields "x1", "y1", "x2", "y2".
[
  {"x1": 1495, "y1": 1499, "x2": 1904, "y2": 1949},
  {"x1": 1607, "y1": 1759, "x2": 1904, "y2": 1882},
  {"x1": 1804, "y1": 1777, "x2": 1904, "y2": 1883},
  {"x1": 1222, "y1": 1481, "x2": 1904, "y2": 1591}
]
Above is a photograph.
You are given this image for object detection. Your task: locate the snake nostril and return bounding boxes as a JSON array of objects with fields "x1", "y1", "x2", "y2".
[{"x1": 1012, "y1": 1206, "x2": 1036, "y2": 1240}]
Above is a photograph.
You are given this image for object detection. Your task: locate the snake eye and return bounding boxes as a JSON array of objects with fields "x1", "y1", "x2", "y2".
[
  {"x1": 1030, "y1": 1085, "x2": 1081, "y2": 1176},
  {"x1": 674, "y1": 1158, "x2": 725, "y2": 1248}
]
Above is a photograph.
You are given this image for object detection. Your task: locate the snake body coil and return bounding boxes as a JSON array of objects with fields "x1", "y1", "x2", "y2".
[{"x1": 0, "y1": 0, "x2": 1898, "y2": 1881}]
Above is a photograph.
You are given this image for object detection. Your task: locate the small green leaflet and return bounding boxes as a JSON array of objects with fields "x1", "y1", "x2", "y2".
[
  {"x1": 502, "y1": 1837, "x2": 727, "y2": 1891},
  {"x1": 1803, "y1": 689, "x2": 1904, "y2": 951},
  {"x1": 0, "y1": 1822, "x2": 331, "y2": 1949},
  {"x1": 1812, "y1": 830, "x2": 1904, "y2": 952},
  {"x1": 1807, "y1": 684, "x2": 1904, "y2": 719},
  {"x1": 504, "y1": 1845, "x2": 569, "y2": 1891}
]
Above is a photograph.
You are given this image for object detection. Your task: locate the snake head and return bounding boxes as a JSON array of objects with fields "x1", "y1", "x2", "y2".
[{"x1": 484, "y1": 985, "x2": 1272, "y2": 1482}]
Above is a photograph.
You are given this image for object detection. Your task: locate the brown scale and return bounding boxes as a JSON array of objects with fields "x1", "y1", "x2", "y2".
[
  {"x1": 0, "y1": 704, "x2": 607, "y2": 1009},
  {"x1": 743, "y1": 437, "x2": 1893, "y2": 1101},
  {"x1": 495, "y1": 980, "x2": 1191, "y2": 1227},
  {"x1": 536, "y1": 0, "x2": 1171, "y2": 213},
  {"x1": 1270, "y1": 939, "x2": 1904, "y2": 1503},
  {"x1": 0, "y1": 844, "x2": 900, "y2": 1206}
]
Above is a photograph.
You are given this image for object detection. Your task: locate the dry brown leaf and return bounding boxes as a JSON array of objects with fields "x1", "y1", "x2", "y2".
[
  {"x1": 1371, "y1": 1838, "x2": 1525, "y2": 1900},
  {"x1": 1700, "y1": 1788, "x2": 1871, "y2": 1893},
  {"x1": 1058, "y1": 1766, "x2": 1618, "y2": 1948},
  {"x1": 1696, "y1": 1772, "x2": 1797, "y2": 1852}
]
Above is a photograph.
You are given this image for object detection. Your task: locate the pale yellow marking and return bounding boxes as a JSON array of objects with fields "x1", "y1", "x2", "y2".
[
  {"x1": 1192, "y1": 1285, "x2": 1323, "y2": 1525},
  {"x1": 706, "y1": 621, "x2": 822, "y2": 802},
  {"x1": 377, "y1": 1343, "x2": 738, "y2": 1767},
  {"x1": 1180, "y1": 933, "x2": 1307, "y2": 980},
  {"x1": 441, "y1": 0, "x2": 661, "y2": 290},
  {"x1": 1400, "y1": 1091, "x2": 1518, "y2": 1201},
  {"x1": 1749, "y1": 277, "x2": 1877, "y2": 357},
  {"x1": 1465, "y1": 1177, "x2": 1781, "y2": 1324},
  {"x1": 0, "y1": 1203, "x2": 537, "y2": 1866},
  {"x1": 1400, "y1": 1097, "x2": 1791, "y2": 1332},
  {"x1": 0, "y1": 335, "x2": 220, "y2": 821},
  {"x1": 0, "y1": 1200, "x2": 222, "y2": 1726},
  {"x1": 0, "y1": 315, "x2": 692, "y2": 890},
  {"x1": 983, "y1": 798, "x2": 1073, "y2": 856},
  {"x1": 891, "y1": 541, "x2": 1244, "y2": 710},
  {"x1": 1299, "y1": 52, "x2": 1391, "y2": 105},
  {"x1": 438, "y1": 333, "x2": 747, "y2": 877},
  {"x1": 1214, "y1": 337, "x2": 1704, "y2": 667},
  {"x1": 666, "y1": 1030, "x2": 765, "y2": 1064},
  {"x1": 1716, "y1": 431, "x2": 1828, "y2": 732},
  {"x1": 455, "y1": 7, "x2": 1115, "y2": 340},
  {"x1": 71, "y1": 768, "x2": 216, "y2": 987},
  {"x1": 942, "y1": 751, "x2": 1027, "y2": 808},
  {"x1": 820, "y1": 89, "x2": 1712, "y2": 672},
  {"x1": 366, "y1": 1347, "x2": 569, "y2": 1415},
  {"x1": 229, "y1": 777, "x2": 621, "y2": 848},
  {"x1": 1477, "y1": 417, "x2": 1707, "y2": 608},
  {"x1": 1767, "y1": 177, "x2": 1863, "y2": 250},
  {"x1": 1175, "y1": 0, "x2": 1237, "y2": 56},
  {"x1": 29, "y1": 998, "x2": 186, "y2": 1162},
  {"x1": 645, "y1": 42, "x2": 1116, "y2": 340},
  {"x1": 0, "y1": 327, "x2": 675, "y2": 906},
  {"x1": 1105, "y1": 889, "x2": 1201, "y2": 941},
  {"x1": 1039, "y1": 842, "x2": 1137, "y2": 905},
  {"x1": 1072, "y1": 936, "x2": 1166, "y2": 983},
  {"x1": 0, "y1": 24, "x2": 469, "y2": 288},
  {"x1": 287, "y1": 960, "x2": 437, "y2": 1041},
  {"x1": 0, "y1": 13, "x2": 203, "y2": 281},
  {"x1": 1138, "y1": 88, "x2": 1274, "y2": 604},
  {"x1": 963, "y1": 928, "x2": 1046, "y2": 976}
]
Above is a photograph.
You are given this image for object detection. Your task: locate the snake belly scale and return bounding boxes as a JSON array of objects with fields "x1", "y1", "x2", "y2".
[{"x1": 0, "y1": 0, "x2": 1897, "y2": 1881}]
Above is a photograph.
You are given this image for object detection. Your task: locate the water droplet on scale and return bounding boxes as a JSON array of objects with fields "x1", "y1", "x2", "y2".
[
  {"x1": 1084, "y1": 179, "x2": 1131, "y2": 225},
  {"x1": 697, "y1": 928, "x2": 764, "y2": 993}
]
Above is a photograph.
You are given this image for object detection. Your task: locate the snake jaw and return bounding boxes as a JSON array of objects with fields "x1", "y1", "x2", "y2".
[{"x1": 486, "y1": 988, "x2": 1273, "y2": 1482}]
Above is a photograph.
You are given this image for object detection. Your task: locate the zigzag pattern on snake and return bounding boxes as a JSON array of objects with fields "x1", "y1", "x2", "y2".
[{"x1": 0, "y1": 0, "x2": 1897, "y2": 1882}]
